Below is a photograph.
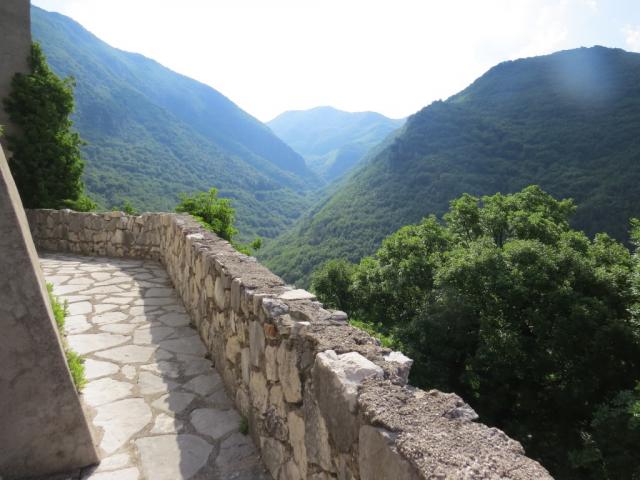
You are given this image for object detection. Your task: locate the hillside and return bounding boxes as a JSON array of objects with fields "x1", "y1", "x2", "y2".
[
  {"x1": 262, "y1": 46, "x2": 640, "y2": 286},
  {"x1": 31, "y1": 6, "x2": 320, "y2": 239},
  {"x1": 268, "y1": 106, "x2": 404, "y2": 181}
]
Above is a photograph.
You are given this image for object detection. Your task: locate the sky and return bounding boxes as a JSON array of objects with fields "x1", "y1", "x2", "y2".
[{"x1": 31, "y1": 0, "x2": 640, "y2": 122}]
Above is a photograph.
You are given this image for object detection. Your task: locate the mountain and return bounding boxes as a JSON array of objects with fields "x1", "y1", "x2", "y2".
[
  {"x1": 262, "y1": 46, "x2": 640, "y2": 286},
  {"x1": 268, "y1": 106, "x2": 404, "y2": 181},
  {"x1": 31, "y1": 6, "x2": 321, "y2": 239}
]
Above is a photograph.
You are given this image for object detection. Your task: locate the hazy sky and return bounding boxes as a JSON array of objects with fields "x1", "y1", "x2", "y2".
[{"x1": 31, "y1": 0, "x2": 640, "y2": 122}]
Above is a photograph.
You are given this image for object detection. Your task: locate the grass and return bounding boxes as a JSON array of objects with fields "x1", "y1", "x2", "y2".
[
  {"x1": 65, "y1": 349, "x2": 87, "y2": 391},
  {"x1": 47, "y1": 282, "x2": 67, "y2": 329},
  {"x1": 349, "y1": 318, "x2": 398, "y2": 349},
  {"x1": 46, "y1": 282, "x2": 87, "y2": 391}
]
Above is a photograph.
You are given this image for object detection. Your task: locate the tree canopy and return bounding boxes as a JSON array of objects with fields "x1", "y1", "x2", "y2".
[
  {"x1": 262, "y1": 47, "x2": 640, "y2": 288},
  {"x1": 3, "y1": 42, "x2": 92, "y2": 210},
  {"x1": 313, "y1": 185, "x2": 640, "y2": 479}
]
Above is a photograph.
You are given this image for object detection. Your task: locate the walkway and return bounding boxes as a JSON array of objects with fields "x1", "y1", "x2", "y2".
[{"x1": 40, "y1": 253, "x2": 267, "y2": 480}]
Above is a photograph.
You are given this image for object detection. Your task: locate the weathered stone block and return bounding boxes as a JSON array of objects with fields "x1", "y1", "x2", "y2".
[
  {"x1": 358, "y1": 426, "x2": 419, "y2": 480},
  {"x1": 278, "y1": 289, "x2": 316, "y2": 301},
  {"x1": 249, "y1": 320, "x2": 265, "y2": 367},
  {"x1": 249, "y1": 370, "x2": 268, "y2": 412},
  {"x1": 384, "y1": 351, "x2": 413, "y2": 385},
  {"x1": 269, "y1": 385, "x2": 287, "y2": 418},
  {"x1": 265, "y1": 345, "x2": 278, "y2": 381},
  {"x1": 313, "y1": 350, "x2": 383, "y2": 452},
  {"x1": 214, "y1": 277, "x2": 225, "y2": 309},
  {"x1": 264, "y1": 322, "x2": 279, "y2": 340},
  {"x1": 204, "y1": 275, "x2": 214, "y2": 297},
  {"x1": 277, "y1": 344, "x2": 302, "y2": 403},
  {"x1": 236, "y1": 387, "x2": 250, "y2": 418},
  {"x1": 288, "y1": 409, "x2": 308, "y2": 478},
  {"x1": 264, "y1": 407, "x2": 289, "y2": 442},
  {"x1": 280, "y1": 460, "x2": 301, "y2": 480},
  {"x1": 303, "y1": 387, "x2": 333, "y2": 473},
  {"x1": 260, "y1": 437, "x2": 287, "y2": 479},
  {"x1": 241, "y1": 347, "x2": 250, "y2": 385},
  {"x1": 231, "y1": 277, "x2": 242, "y2": 313},
  {"x1": 225, "y1": 336, "x2": 241, "y2": 364},
  {"x1": 262, "y1": 297, "x2": 289, "y2": 319}
]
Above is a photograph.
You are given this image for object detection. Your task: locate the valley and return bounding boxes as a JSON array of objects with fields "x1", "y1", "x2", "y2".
[{"x1": 9, "y1": 4, "x2": 640, "y2": 479}]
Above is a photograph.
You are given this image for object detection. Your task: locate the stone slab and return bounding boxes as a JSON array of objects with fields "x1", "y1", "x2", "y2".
[
  {"x1": 135, "y1": 434, "x2": 213, "y2": 480},
  {"x1": 93, "y1": 398, "x2": 152, "y2": 454},
  {"x1": 190, "y1": 408, "x2": 240, "y2": 440}
]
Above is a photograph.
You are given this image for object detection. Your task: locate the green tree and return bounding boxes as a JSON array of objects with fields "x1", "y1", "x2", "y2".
[
  {"x1": 3, "y1": 42, "x2": 90, "y2": 210},
  {"x1": 311, "y1": 259, "x2": 356, "y2": 311},
  {"x1": 333, "y1": 186, "x2": 640, "y2": 479}
]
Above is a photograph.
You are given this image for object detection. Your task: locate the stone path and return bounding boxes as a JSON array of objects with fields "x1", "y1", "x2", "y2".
[{"x1": 40, "y1": 253, "x2": 267, "y2": 480}]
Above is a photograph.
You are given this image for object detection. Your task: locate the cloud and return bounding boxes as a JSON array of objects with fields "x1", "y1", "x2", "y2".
[{"x1": 623, "y1": 24, "x2": 640, "y2": 51}]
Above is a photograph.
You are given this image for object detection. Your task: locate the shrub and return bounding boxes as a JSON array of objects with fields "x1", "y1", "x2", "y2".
[{"x1": 46, "y1": 282, "x2": 86, "y2": 391}]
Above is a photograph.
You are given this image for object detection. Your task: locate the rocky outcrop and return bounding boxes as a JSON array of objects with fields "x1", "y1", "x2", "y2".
[{"x1": 27, "y1": 208, "x2": 552, "y2": 479}]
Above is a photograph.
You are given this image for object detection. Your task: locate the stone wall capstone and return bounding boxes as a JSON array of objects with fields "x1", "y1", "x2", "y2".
[{"x1": 27, "y1": 209, "x2": 553, "y2": 480}]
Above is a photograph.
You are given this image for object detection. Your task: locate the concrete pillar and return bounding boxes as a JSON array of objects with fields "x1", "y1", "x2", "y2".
[
  {"x1": 0, "y1": 0, "x2": 31, "y2": 151},
  {"x1": 0, "y1": 145, "x2": 99, "y2": 478}
]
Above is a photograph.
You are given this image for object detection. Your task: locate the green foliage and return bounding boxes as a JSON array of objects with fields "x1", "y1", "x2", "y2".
[
  {"x1": 3, "y1": 42, "x2": 89, "y2": 209},
  {"x1": 329, "y1": 186, "x2": 640, "y2": 479},
  {"x1": 46, "y1": 282, "x2": 67, "y2": 329},
  {"x1": 573, "y1": 383, "x2": 640, "y2": 479},
  {"x1": 62, "y1": 194, "x2": 97, "y2": 212},
  {"x1": 176, "y1": 188, "x2": 238, "y2": 241},
  {"x1": 115, "y1": 199, "x2": 139, "y2": 215},
  {"x1": 263, "y1": 46, "x2": 640, "y2": 287},
  {"x1": 348, "y1": 318, "x2": 397, "y2": 349},
  {"x1": 64, "y1": 349, "x2": 87, "y2": 392},
  {"x1": 311, "y1": 259, "x2": 357, "y2": 311},
  {"x1": 32, "y1": 6, "x2": 320, "y2": 241},
  {"x1": 46, "y1": 282, "x2": 86, "y2": 391},
  {"x1": 250, "y1": 237, "x2": 263, "y2": 251},
  {"x1": 176, "y1": 188, "x2": 263, "y2": 256}
]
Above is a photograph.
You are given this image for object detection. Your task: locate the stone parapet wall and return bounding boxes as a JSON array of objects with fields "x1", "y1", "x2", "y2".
[
  {"x1": 27, "y1": 209, "x2": 164, "y2": 259},
  {"x1": 27, "y1": 209, "x2": 552, "y2": 480}
]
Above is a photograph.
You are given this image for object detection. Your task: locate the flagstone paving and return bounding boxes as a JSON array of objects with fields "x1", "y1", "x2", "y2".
[{"x1": 40, "y1": 253, "x2": 267, "y2": 480}]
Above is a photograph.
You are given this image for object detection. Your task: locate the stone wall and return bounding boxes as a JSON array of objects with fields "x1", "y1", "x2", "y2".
[
  {"x1": 27, "y1": 209, "x2": 552, "y2": 480},
  {"x1": 0, "y1": 0, "x2": 31, "y2": 150}
]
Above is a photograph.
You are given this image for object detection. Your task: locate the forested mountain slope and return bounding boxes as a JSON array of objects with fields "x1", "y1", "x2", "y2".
[
  {"x1": 268, "y1": 106, "x2": 404, "y2": 181},
  {"x1": 31, "y1": 6, "x2": 320, "y2": 239},
  {"x1": 262, "y1": 46, "x2": 640, "y2": 286}
]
